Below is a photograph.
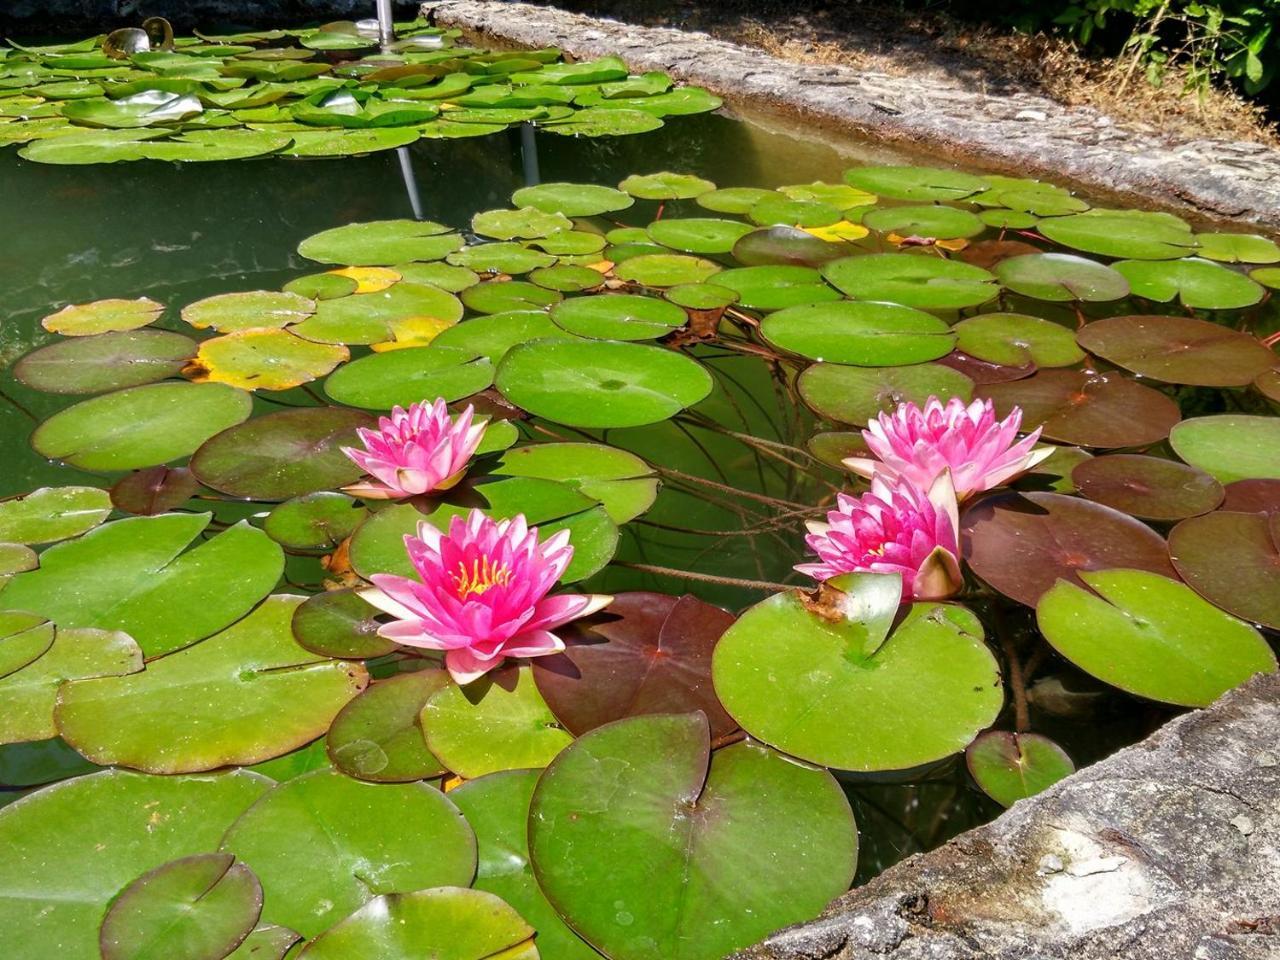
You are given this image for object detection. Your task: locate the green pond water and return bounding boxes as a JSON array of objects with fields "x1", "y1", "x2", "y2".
[{"x1": 0, "y1": 103, "x2": 1272, "y2": 890}]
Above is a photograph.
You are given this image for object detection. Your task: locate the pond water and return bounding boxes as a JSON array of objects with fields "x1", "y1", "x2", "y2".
[{"x1": 2, "y1": 69, "x2": 1278, "y2": 960}]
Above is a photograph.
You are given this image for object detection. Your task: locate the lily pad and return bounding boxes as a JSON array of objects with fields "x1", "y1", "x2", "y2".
[
  {"x1": 1169, "y1": 415, "x2": 1280, "y2": 483},
  {"x1": 528, "y1": 264, "x2": 604, "y2": 293},
  {"x1": 41, "y1": 296, "x2": 164, "y2": 336},
  {"x1": 646, "y1": 217, "x2": 753, "y2": 254},
  {"x1": 298, "y1": 220, "x2": 460, "y2": 266},
  {"x1": 291, "y1": 283, "x2": 464, "y2": 346},
  {"x1": 110, "y1": 466, "x2": 201, "y2": 516},
  {"x1": 0, "y1": 612, "x2": 54, "y2": 679},
  {"x1": 748, "y1": 195, "x2": 841, "y2": 228},
  {"x1": 696, "y1": 187, "x2": 773, "y2": 214},
  {"x1": 965, "y1": 732, "x2": 1074, "y2": 807},
  {"x1": 264, "y1": 492, "x2": 366, "y2": 552},
  {"x1": 0, "y1": 486, "x2": 112, "y2": 545},
  {"x1": 511, "y1": 181, "x2": 633, "y2": 217},
  {"x1": 460, "y1": 280, "x2": 562, "y2": 314},
  {"x1": 291, "y1": 588, "x2": 397, "y2": 660},
  {"x1": 189, "y1": 329, "x2": 348, "y2": 391},
  {"x1": 495, "y1": 339, "x2": 713, "y2": 428},
  {"x1": 978, "y1": 369, "x2": 1181, "y2": 448},
  {"x1": 431, "y1": 310, "x2": 576, "y2": 362},
  {"x1": 181, "y1": 290, "x2": 315, "y2": 332},
  {"x1": 190, "y1": 406, "x2": 376, "y2": 501},
  {"x1": 960, "y1": 491, "x2": 1176, "y2": 607},
  {"x1": 862, "y1": 204, "x2": 985, "y2": 240},
  {"x1": 327, "y1": 670, "x2": 449, "y2": 782},
  {"x1": 324, "y1": 345, "x2": 494, "y2": 409},
  {"x1": 1113, "y1": 258, "x2": 1264, "y2": 309},
  {"x1": 618, "y1": 172, "x2": 716, "y2": 200},
  {"x1": 797, "y1": 361, "x2": 974, "y2": 425},
  {"x1": 822, "y1": 254, "x2": 998, "y2": 310},
  {"x1": 529, "y1": 713, "x2": 857, "y2": 960},
  {"x1": 280, "y1": 128, "x2": 420, "y2": 158},
  {"x1": 614, "y1": 253, "x2": 721, "y2": 287},
  {"x1": 1036, "y1": 569, "x2": 1275, "y2": 706},
  {"x1": 472, "y1": 206, "x2": 573, "y2": 241},
  {"x1": 550, "y1": 293, "x2": 685, "y2": 340},
  {"x1": 448, "y1": 242, "x2": 557, "y2": 275},
  {"x1": 220, "y1": 768, "x2": 476, "y2": 937},
  {"x1": 1194, "y1": 232, "x2": 1280, "y2": 264},
  {"x1": 32, "y1": 381, "x2": 252, "y2": 471},
  {"x1": 1037, "y1": 211, "x2": 1197, "y2": 260},
  {"x1": 953, "y1": 313, "x2": 1084, "y2": 367},
  {"x1": 14, "y1": 329, "x2": 195, "y2": 394},
  {"x1": 98, "y1": 853, "x2": 263, "y2": 960},
  {"x1": 762, "y1": 300, "x2": 955, "y2": 365},
  {"x1": 1071, "y1": 454, "x2": 1223, "y2": 520},
  {"x1": 842, "y1": 165, "x2": 988, "y2": 202},
  {"x1": 664, "y1": 283, "x2": 737, "y2": 310},
  {"x1": 0, "y1": 513, "x2": 283, "y2": 658},
  {"x1": 994, "y1": 253, "x2": 1129, "y2": 302},
  {"x1": 1169, "y1": 510, "x2": 1280, "y2": 630},
  {"x1": 422, "y1": 665, "x2": 571, "y2": 778},
  {"x1": 493, "y1": 442, "x2": 658, "y2": 523},
  {"x1": 711, "y1": 264, "x2": 842, "y2": 310},
  {"x1": 284, "y1": 272, "x2": 359, "y2": 301}
]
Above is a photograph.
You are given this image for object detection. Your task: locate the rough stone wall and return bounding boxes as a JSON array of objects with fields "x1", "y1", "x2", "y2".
[
  {"x1": 1, "y1": 1, "x2": 420, "y2": 32},
  {"x1": 735, "y1": 670, "x2": 1280, "y2": 960},
  {"x1": 423, "y1": 0, "x2": 1280, "y2": 230}
]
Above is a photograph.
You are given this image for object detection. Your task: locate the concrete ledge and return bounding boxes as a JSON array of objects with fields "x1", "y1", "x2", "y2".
[{"x1": 424, "y1": 0, "x2": 1280, "y2": 230}]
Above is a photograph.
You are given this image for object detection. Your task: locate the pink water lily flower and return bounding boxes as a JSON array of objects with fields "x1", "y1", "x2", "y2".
[
  {"x1": 844, "y1": 397, "x2": 1051, "y2": 500},
  {"x1": 795, "y1": 473, "x2": 963, "y2": 601},
  {"x1": 342, "y1": 398, "x2": 486, "y2": 500},
  {"x1": 361, "y1": 510, "x2": 613, "y2": 684}
]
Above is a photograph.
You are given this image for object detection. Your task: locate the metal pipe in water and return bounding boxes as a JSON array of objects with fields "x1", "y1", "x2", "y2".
[
  {"x1": 396, "y1": 146, "x2": 425, "y2": 221},
  {"x1": 375, "y1": 0, "x2": 395, "y2": 49},
  {"x1": 520, "y1": 123, "x2": 541, "y2": 186}
]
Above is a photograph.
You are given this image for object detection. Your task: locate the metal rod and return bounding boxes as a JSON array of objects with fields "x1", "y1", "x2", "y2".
[
  {"x1": 396, "y1": 146, "x2": 424, "y2": 220},
  {"x1": 375, "y1": 0, "x2": 395, "y2": 49},
  {"x1": 520, "y1": 122, "x2": 540, "y2": 186}
]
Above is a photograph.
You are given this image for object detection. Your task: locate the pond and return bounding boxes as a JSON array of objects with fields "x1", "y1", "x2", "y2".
[{"x1": 1, "y1": 18, "x2": 1278, "y2": 960}]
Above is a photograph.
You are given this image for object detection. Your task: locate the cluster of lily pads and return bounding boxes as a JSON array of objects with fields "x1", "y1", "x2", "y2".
[
  {"x1": 1, "y1": 162, "x2": 1278, "y2": 960},
  {"x1": 0, "y1": 18, "x2": 721, "y2": 163}
]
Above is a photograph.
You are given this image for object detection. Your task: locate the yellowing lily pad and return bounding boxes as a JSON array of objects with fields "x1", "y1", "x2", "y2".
[
  {"x1": 187, "y1": 328, "x2": 349, "y2": 391},
  {"x1": 42, "y1": 297, "x2": 164, "y2": 336}
]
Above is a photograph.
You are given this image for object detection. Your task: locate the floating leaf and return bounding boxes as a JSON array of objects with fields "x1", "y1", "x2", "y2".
[
  {"x1": 327, "y1": 670, "x2": 449, "y2": 782},
  {"x1": 511, "y1": 181, "x2": 633, "y2": 217},
  {"x1": 1069, "y1": 453, "x2": 1222, "y2": 521},
  {"x1": 14, "y1": 329, "x2": 195, "y2": 394},
  {"x1": 0, "y1": 486, "x2": 112, "y2": 545},
  {"x1": 532, "y1": 592, "x2": 736, "y2": 737},
  {"x1": 182, "y1": 291, "x2": 315, "y2": 332},
  {"x1": 529, "y1": 714, "x2": 857, "y2": 960},
  {"x1": 432, "y1": 310, "x2": 577, "y2": 362},
  {"x1": 528, "y1": 264, "x2": 604, "y2": 293},
  {"x1": 731, "y1": 225, "x2": 856, "y2": 268},
  {"x1": 32, "y1": 381, "x2": 252, "y2": 471},
  {"x1": 284, "y1": 272, "x2": 359, "y2": 301},
  {"x1": 188, "y1": 328, "x2": 348, "y2": 391},
  {"x1": 265, "y1": 492, "x2": 366, "y2": 552},
  {"x1": 448, "y1": 243, "x2": 557, "y2": 275},
  {"x1": 953, "y1": 312, "x2": 1083, "y2": 367},
  {"x1": 1113, "y1": 258, "x2": 1265, "y2": 309},
  {"x1": 1169, "y1": 415, "x2": 1280, "y2": 483},
  {"x1": 291, "y1": 588, "x2": 397, "y2": 660},
  {"x1": 297, "y1": 220, "x2": 460, "y2": 266},
  {"x1": 696, "y1": 187, "x2": 773, "y2": 214},
  {"x1": 711, "y1": 264, "x2": 842, "y2": 310},
  {"x1": 762, "y1": 300, "x2": 955, "y2": 365},
  {"x1": 0, "y1": 513, "x2": 283, "y2": 658},
  {"x1": 664, "y1": 282, "x2": 737, "y2": 310},
  {"x1": 550, "y1": 293, "x2": 685, "y2": 341},
  {"x1": 1194, "y1": 232, "x2": 1280, "y2": 264},
  {"x1": 493, "y1": 442, "x2": 658, "y2": 523},
  {"x1": 220, "y1": 768, "x2": 476, "y2": 937},
  {"x1": 98, "y1": 853, "x2": 263, "y2": 960},
  {"x1": 798, "y1": 361, "x2": 973, "y2": 425},
  {"x1": 1036, "y1": 569, "x2": 1275, "y2": 706},
  {"x1": 1221, "y1": 479, "x2": 1280, "y2": 515},
  {"x1": 960, "y1": 491, "x2": 1176, "y2": 607},
  {"x1": 461, "y1": 280, "x2": 562, "y2": 314},
  {"x1": 496, "y1": 339, "x2": 712, "y2": 428},
  {"x1": 291, "y1": 283, "x2": 463, "y2": 345},
  {"x1": 618, "y1": 171, "x2": 715, "y2": 200},
  {"x1": 108, "y1": 466, "x2": 199, "y2": 516},
  {"x1": 748, "y1": 195, "x2": 841, "y2": 229},
  {"x1": 842, "y1": 165, "x2": 988, "y2": 201},
  {"x1": 1169, "y1": 510, "x2": 1280, "y2": 630},
  {"x1": 324, "y1": 345, "x2": 494, "y2": 409},
  {"x1": 646, "y1": 217, "x2": 753, "y2": 254},
  {"x1": 966, "y1": 732, "x2": 1074, "y2": 807},
  {"x1": 280, "y1": 128, "x2": 420, "y2": 158},
  {"x1": 1038, "y1": 210, "x2": 1197, "y2": 260},
  {"x1": 822, "y1": 254, "x2": 998, "y2": 310},
  {"x1": 862, "y1": 204, "x2": 984, "y2": 239},
  {"x1": 472, "y1": 206, "x2": 573, "y2": 241},
  {"x1": 0, "y1": 770, "x2": 271, "y2": 960},
  {"x1": 614, "y1": 253, "x2": 721, "y2": 287},
  {"x1": 0, "y1": 736, "x2": 95, "y2": 788},
  {"x1": 190, "y1": 406, "x2": 375, "y2": 501},
  {"x1": 41, "y1": 296, "x2": 164, "y2": 336},
  {"x1": 993, "y1": 253, "x2": 1129, "y2": 302}
]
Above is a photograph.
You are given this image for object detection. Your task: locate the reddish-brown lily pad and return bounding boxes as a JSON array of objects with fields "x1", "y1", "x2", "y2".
[
  {"x1": 1221, "y1": 479, "x2": 1280, "y2": 516},
  {"x1": 961, "y1": 491, "x2": 1176, "y2": 607},
  {"x1": 1169, "y1": 510, "x2": 1280, "y2": 630},
  {"x1": 532, "y1": 593, "x2": 738, "y2": 739},
  {"x1": 1256, "y1": 369, "x2": 1280, "y2": 402},
  {"x1": 936, "y1": 351, "x2": 1036, "y2": 385},
  {"x1": 1075, "y1": 315, "x2": 1275, "y2": 387},
  {"x1": 110, "y1": 466, "x2": 201, "y2": 516},
  {"x1": 978, "y1": 369, "x2": 1180, "y2": 448},
  {"x1": 1071, "y1": 454, "x2": 1223, "y2": 521}
]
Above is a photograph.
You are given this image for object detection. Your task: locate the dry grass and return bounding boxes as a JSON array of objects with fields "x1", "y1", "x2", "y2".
[{"x1": 548, "y1": 0, "x2": 1278, "y2": 146}]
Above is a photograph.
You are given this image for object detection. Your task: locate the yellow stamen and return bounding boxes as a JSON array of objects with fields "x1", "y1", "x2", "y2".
[{"x1": 453, "y1": 554, "x2": 513, "y2": 599}]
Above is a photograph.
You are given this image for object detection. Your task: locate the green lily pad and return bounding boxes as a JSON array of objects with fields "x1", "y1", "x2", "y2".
[
  {"x1": 32, "y1": 381, "x2": 252, "y2": 471},
  {"x1": 1194, "y1": 232, "x2": 1280, "y2": 264},
  {"x1": 0, "y1": 736, "x2": 95, "y2": 787},
  {"x1": 190, "y1": 406, "x2": 375, "y2": 501},
  {"x1": 953, "y1": 312, "x2": 1084, "y2": 367},
  {"x1": 298, "y1": 220, "x2": 460, "y2": 266},
  {"x1": 297, "y1": 887, "x2": 536, "y2": 960},
  {"x1": 451, "y1": 771, "x2": 597, "y2": 960},
  {"x1": 994, "y1": 253, "x2": 1129, "y2": 302},
  {"x1": 511, "y1": 181, "x2": 633, "y2": 217},
  {"x1": 748, "y1": 195, "x2": 842, "y2": 228},
  {"x1": 392, "y1": 262, "x2": 480, "y2": 292},
  {"x1": 0, "y1": 769, "x2": 271, "y2": 960},
  {"x1": 1071, "y1": 454, "x2": 1223, "y2": 521},
  {"x1": 460, "y1": 280, "x2": 562, "y2": 314},
  {"x1": 529, "y1": 231, "x2": 607, "y2": 257},
  {"x1": 61, "y1": 91, "x2": 203, "y2": 128},
  {"x1": 664, "y1": 283, "x2": 737, "y2": 310},
  {"x1": 0, "y1": 513, "x2": 283, "y2": 658},
  {"x1": 1036, "y1": 569, "x2": 1275, "y2": 706},
  {"x1": 265, "y1": 493, "x2": 367, "y2": 552},
  {"x1": 0, "y1": 612, "x2": 54, "y2": 680},
  {"x1": 98, "y1": 853, "x2": 263, "y2": 960},
  {"x1": 618, "y1": 172, "x2": 716, "y2": 200},
  {"x1": 822, "y1": 254, "x2": 998, "y2": 310},
  {"x1": 55, "y1": 595, "x2": 365, "y2": 772},
  {"x1": 646, "y1": 217, "x2": 753, "y2": 254},
  {"x1": 614, "y1": 253, "x2": 721, "y2": 287},
  {"x1": 762, "y1": 300, "x2": 955, "y2": 365},
  {"x1": 327, "y1": 670, "x2": 449, "y2": 782},
  {"x1": 798, "y1": 361, "x2": 974, "y2": 425},
  {"x1": 1112, "y1": 257, "x2": 1264, "y2": 309},
  {"x1": 842, "y1": 165, "x2": 988, "y2": 201},
  {"x1": 1038, "y1": 211, "x2": 1197, "y2": 260},
  {"x1": 965, "y1": 732, "x2": 1074, "y2": 807},
  {"x1": 528, "y1": 264, "x2": 604, "y2": 293},
  {"x1": 225, "y1": 925, "x2": 299, "y2": 960},
  {"x1": 495, "y1": 339, "x2": 713, "y2": 428},
  {"x1": 472, "y1": 206, "x2": 573, "y2": 241},
  {"x1": 324, "y1": 345, "x2": 494, "y2": 409},
  {"x1": 493, "y1": 442, "x2": 658, "y2": 523},
  {"x1": 14, "y1": 329, "x2": 195, "y2": 394},
  {"x1": 279, "y1": 128, "x2": 420, "y2": 157},
  {"x1": 283, "y1": 272, "x2": 359, "y2": 301},
  {"x1": 779, "y1": 181, "x2": 877, "y2": 211},
  {"x1": 542, "y1": 107, "x2": 664, "y2": 136},
  {"x1": 0, "y1": 486, "x2": 112, "y2": 545},
  {"x1": 181, "y1": 290, "x2": 316, "y2": 332},
  {"x1": 714, "y1": 593, "x2": 1001, "y2": 770},
  {"x1": 220, "y1": 768, "x2": 476, "y2": 937},
  {"x1": 696, "y1": 187, "x2": 773, "y2": 214},
  {"x1": 862, "y1": 204, "x2": 985, "y2": 239},
  {"x1": 1170, "y1": 415, "x2": 1280, "y2": 483},
  {"x1": 291, "y1": 283, "x2": 464, "y2": 345},
  {"x1": 41, "y1": 296, "x2": 164, "y2": 336},
  {"x1": 431, "y1": 310, "x2": 576, "y2": 362},
  {"x1": 422, "y1": 665, "x2": 571, "y2": 778},
  {"x1": 529, "y1": 713, "x2": 857, "y2": 960},
  {"x1": 448, "y1": 242, "x2": 557, "y2": 275},
  {"x1": 711, "y1": 264, "x2": 842, "y2": 310},
  {"x1": 291, "y1": 588, "x2": 397, "y2": 660},
  {"x1": 1169, "y1": 510, "x2": 1280, "y2": 631},
  {"x1": 550, "y1": 293, "x2": 685, "y2": 341}
]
